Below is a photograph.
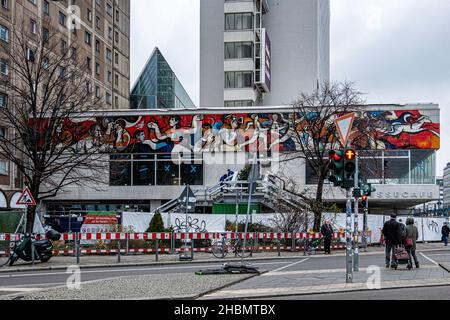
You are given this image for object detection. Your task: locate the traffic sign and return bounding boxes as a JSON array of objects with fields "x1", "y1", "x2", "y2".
[
  {"x1": 335, "y1": 113, "x2": 355, "y2": 148},
  {"x1": 16, "y1": 187, "x2": 36, "y2": 206}
]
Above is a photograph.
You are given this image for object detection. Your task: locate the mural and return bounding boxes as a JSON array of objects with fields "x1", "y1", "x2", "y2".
[{"x1": 42, "y1": 109, "x2": 440, "y2": 154}]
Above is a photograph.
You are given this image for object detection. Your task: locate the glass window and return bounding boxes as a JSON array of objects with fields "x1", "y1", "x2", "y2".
[
  {"x1": 181, "y1": 163, "x2": 203, "y2": 186},
  {"x1": 225, "y1": 72, "x2": 234, "y2": 88},
  {"x1": 110, "y1": 161, "x2": 131, "y2": 186},
  {"x1": 225, "y1": 71, "x2": 253, "y2": 89},
  {"x1": 225, "y1": 13, "x2": 253, "y2": 31},
  {"x1": 0, "y1": 160, "x2": 6, "y2": 175},
  {"x1": 133, "y1": 161, "x2": 155, "y2": 186},
  {"x1": 384, "y1": 158, "x2": 409, "y2": 185},
  {"x1": 359, "y1": 157, "x2": 383, "y2": 184},
  {"x1": 225, "y1": 14, "x2": 235, "y2": 30},
  {"x1": 411, "y1": 150, "x2": 435, "y2": 184},
  {"x1": 243, "y1": 13, "x2": 253, "y2": 29},
  {"x1": 156, "y1": 161, "x2": 180, "y2": 186}
]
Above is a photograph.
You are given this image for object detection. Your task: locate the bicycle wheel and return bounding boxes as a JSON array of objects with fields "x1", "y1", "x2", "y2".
[
  {"x1": 235, "y1": 240, "x2": 253, "y2": 258},
  {"x1": 211, "y1": 241, "x2": 227, "y2": 259}
]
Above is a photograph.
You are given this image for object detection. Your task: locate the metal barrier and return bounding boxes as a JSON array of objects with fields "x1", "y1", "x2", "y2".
[{"x1": 0, "y1": 232, "x2": 350, "y2": 263}]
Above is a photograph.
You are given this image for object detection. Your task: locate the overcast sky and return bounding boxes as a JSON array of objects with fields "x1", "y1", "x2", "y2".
[{"x1": 130, "y1": 0, "x2": 450, "y2": 174}]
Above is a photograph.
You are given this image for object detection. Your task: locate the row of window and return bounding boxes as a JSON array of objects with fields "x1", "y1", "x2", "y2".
[
  {"x1": 306, "y1": 150, "x2": 437, "y2": 185},
  {"x1": 225, "y1": 42, "x2": 253, "y2": 59},
  {"x1": 225, "y1": 13, "x2": 253, "y2": 31},
  {"x1": 224, "y1": 100, "x2": 254, "y2": 107},
  {"x1": 110, "y1": 154, "x2": 204, "y2": 186},
  {"x1": 225, "y1": 71, "x2": 253, "y2": 89}
]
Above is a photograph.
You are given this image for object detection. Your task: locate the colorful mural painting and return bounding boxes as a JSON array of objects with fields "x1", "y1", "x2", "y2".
[{"x1": 43, "y1": 109, "x2": 440, "y2": 154}]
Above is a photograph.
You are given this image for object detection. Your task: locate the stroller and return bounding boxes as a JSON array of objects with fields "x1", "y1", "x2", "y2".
[{"x1": 393, "y1": 244, "x2": 412, "y2": 270}]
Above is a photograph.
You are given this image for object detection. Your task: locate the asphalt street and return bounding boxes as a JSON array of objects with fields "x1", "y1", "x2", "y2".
[
  {"x1": 0, "y1": 258, "x2": 299, "y2": 296},
  {"x1": 0, "y1": 249, "x2": 449, "y2": 299}
]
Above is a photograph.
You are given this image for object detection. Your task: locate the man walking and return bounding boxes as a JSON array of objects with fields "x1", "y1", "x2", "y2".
[
  {"x1": 321, "y1": 220, "x2": 334, "y2": 255},
  {"x1": 382, "y1": 214, "x2": 402, "y2": 268},
  {"x1": 442, "y1": 222, "x2": 450, "y2": 247}
]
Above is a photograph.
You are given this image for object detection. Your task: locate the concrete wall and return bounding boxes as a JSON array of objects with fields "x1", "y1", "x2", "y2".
[
  {"x1": 263, "y1": 0, "x2": 326, "y2": 105},
  {"x1": 199, "y1": 0, "x2": 224, "y2": 108}
]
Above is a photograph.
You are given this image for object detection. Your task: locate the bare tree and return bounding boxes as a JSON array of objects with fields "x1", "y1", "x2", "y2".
[
  {"x1": 277, "y1": 82, "x2": 378, "y2": 232},
  {"x1": 0, "y1": 22, "x2": 105, "y2": 232}
]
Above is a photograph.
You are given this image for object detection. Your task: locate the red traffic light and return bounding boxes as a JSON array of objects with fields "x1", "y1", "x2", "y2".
[
  {"x1": 329, "y1": 150, "x2": 342, "y2": 162},
  {"x1": 345, "y1": 149, "x2": 356, "y2": 161},
  {"x1": 362, "y1": 195, "x2": 368, "y2": 202}
]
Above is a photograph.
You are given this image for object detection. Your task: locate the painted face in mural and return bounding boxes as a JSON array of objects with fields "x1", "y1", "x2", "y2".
[
  {"x1": 169, "y1": 116, "x2": 181, "y2": 129},
  {"x1": 135, "y1": 130, "x2": 146, "y2": 143}
]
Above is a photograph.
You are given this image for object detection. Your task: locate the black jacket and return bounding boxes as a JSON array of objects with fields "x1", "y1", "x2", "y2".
[
  {"x1": 321, "y1": 224, "x2": 334, "y2": 239},
  {"x1": 382, "y1": 219, "x2": 401, "y2": 245},
  {"x1": 442, "y1": 225, "x2": 450, "y2": 237}
]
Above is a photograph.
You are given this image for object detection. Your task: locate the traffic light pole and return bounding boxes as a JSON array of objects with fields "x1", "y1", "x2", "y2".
[
  {"x1": 363, "y1": 199, "x2": 369, "y2": 252},
  {"x1": 353, "y1": 155, "x2": 359, "y2": 272},
  {"x1": 345, "y1": 188, "x2": 353, "y2": 283}
]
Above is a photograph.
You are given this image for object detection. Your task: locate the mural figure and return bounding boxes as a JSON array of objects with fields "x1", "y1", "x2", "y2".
[{"x1": 39, "y1": 109, "x2": 440, "y2": 154}]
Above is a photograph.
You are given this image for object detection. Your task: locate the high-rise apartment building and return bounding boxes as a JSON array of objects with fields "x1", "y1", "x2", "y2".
[
  {"x1": 0, "y1": 0, "x2": 130, "y2": 204},
  {"x1": 0, "y1": 0, "x2": 130, "y2": 110},
  {"x1": 444, "y1": 162, "x2": 450, "y2": 208},
  {"x1": 200, "y1": 0, "x2": 330, "y2": 108}
]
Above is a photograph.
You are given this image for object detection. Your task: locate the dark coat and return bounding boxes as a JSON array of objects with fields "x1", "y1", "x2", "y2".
[
  {"x1": 321, "y1": 224, "x2": 334, "y2": 239},
  {"x1": 442, "y1": 225, "x2": 450, "y2": 237},
  {"x1": 405, "y1": 218, "x2": 419, "y2": 251},
  {"x1": 382, "y1": 219, "x2": 401, "y2": 245}
]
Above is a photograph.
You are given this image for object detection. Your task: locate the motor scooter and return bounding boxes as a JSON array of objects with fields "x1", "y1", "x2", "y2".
[{"x1": 7, "y1": 229, "x2": 61, "y2": 266}]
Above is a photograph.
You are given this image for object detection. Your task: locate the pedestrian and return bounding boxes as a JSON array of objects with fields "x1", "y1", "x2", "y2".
[
  {"x1": 382, "y1": 214, "x2": 402, "y2": 268},
  {"x1": 442, "y1": 222, "x2": 450, "y2": 247},
  {"x1": 399, "y1": 219, "x2": 406, "y2": 242},
  {"x1": 405, "y1": 217, "x2": 419, "y2": 268},
  {"x1": 321, "y1": 220, "x2": 334, "y2": 255}
]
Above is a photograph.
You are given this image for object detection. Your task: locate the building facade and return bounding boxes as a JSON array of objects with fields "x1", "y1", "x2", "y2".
[
  {"x1": 0, "y1": 0, "x2": 130, "y2": 206},
  {"x1": 200, "y1": 0, "x2": 330, "y2": 108},
  {"x1": 444, "y1": 163, "x2": 450, "y2": 208},
  {"x1": 39, "y1": 103, "x2": 440, "y2": 217},
  {"x1": 130, "y1": 47, "x2": 196, "y2": 109}
]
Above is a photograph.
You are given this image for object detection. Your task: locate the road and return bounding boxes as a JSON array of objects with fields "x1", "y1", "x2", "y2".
[
  {"x1": 0, "y1": 259, "x2": 299, "y2": 296},
  {"x1": 1, "y1": 249, "x2": 449, "y2": 299}
]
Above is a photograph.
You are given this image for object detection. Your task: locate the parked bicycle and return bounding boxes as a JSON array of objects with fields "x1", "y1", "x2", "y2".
[
  {"x1": 211, "y1": 233, "x2": 253, "y2": 259},
  {"x1": 296, "y1": 238, "x2": 322, "y2": 255}
]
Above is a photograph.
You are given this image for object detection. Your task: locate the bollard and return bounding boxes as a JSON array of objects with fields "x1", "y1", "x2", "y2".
[
  {"x1": 255, "y1": 234, "x2": 259, "y2": 253},
  {"x1": 291, "y1": 232, "x2": 295, "y2": 252},
  {"x1": 170, "y1": 232, "x2": 175, "y2": 255},
  {"x1": 117, "y1": 239, "x2": 121, "y2": 263},
  {"x1": 31, "y1": 238, "x2": 35, "y2": 266},
  {"x1": 155, "y1": 239, "x2": 159, "y2": 262},
  {"x1": 303, "y1": 238, "x2": 307, "y2": 256},
  {"x1": 250, "y1": 234, "x2": 253, "y2": 257},
  {"x1": 75, "y1": 232, "x2": 80, "y2": 264},
  {"x1": 277, "y1": 239, "x2": 281, "y2": 257},
  {"x1": 191, "y1": 239, "x2": 194, "y2": 260},
  {"x1": 126, "y1": 236, "x2": 129, "y2": 255}
]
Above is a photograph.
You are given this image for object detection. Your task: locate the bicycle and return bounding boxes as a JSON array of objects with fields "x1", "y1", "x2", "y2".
[
  {"x1": 296, "y1": 238, "x2": 322, "y2": 255},
  {"x1": 210, "y1": 233, "x2": 253, "y2": 259}
]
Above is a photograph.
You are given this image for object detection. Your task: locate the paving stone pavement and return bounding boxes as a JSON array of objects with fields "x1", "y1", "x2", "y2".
[
  {"x1": 200, "y1": 264, "x2": 450, "y2": 299},
  {"x1": 0, "y1": 273, "x2": 256, "y2": 300}
]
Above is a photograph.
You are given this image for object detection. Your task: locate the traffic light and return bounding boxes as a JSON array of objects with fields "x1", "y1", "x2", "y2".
[
  {"x1": 328, "y1": 150, "x2": 344, "y2": 187},
  {"x1": 361, "y1": 182, "x2": 376, "y2": 197},
  {"x1": 361, "y1": 194, "x2": 368, "y2": 206},
  {"x1": 343, "y1": 149, "x2": 356, "y2": 189}
]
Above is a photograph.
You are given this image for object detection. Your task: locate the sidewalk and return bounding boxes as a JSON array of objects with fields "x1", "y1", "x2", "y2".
[
  {"x1": 1, "y1": 242, "x2": 448, "y2": 273},
  {"x1": 201, "y1": 247, "x2": 450, "y2": 300}
]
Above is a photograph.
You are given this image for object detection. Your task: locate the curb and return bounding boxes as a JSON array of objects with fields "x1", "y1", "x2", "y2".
[
  {"x1": 0, "y1": 255, "x2": 311, "y2": 274},
  {"x1": 201, "y1": 279, "x2": 450, "y2": 300}
]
